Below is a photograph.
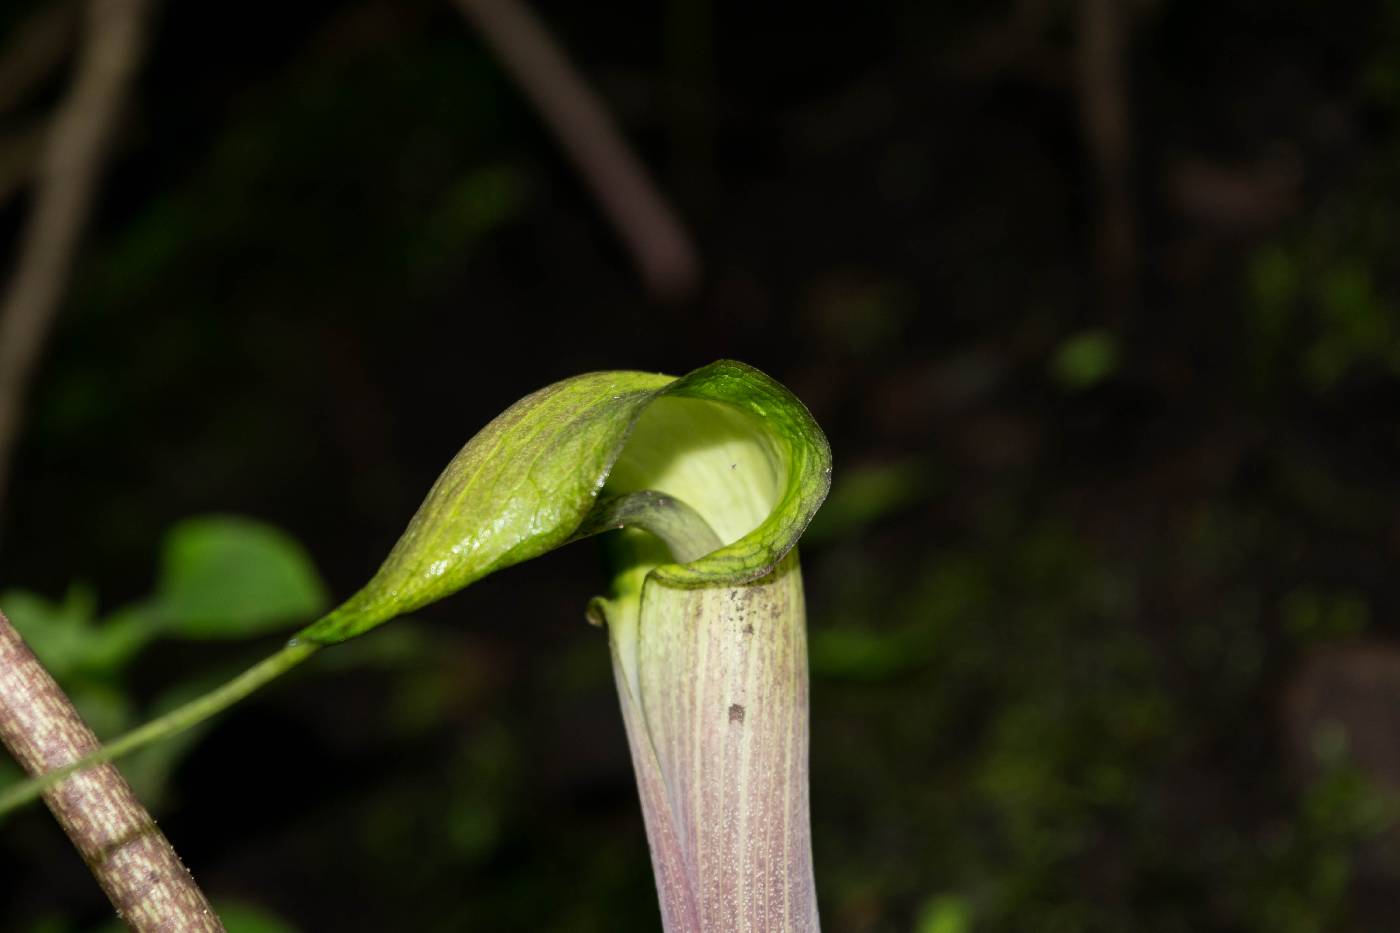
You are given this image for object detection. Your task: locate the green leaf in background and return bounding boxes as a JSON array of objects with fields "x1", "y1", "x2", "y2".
[
  {"x1": 209, "y1": 904, "x2": 299, "y2": 933},
  {"x1": 80, "y1": 602, "x2": 162, "y2": 673},
  {"x1": 67, "y1": 684, "x2": 135, "y2": 744},
  {"x1": 89, "y1": 900, "x2": 299, "y2": 933},
  {"x1": 0, "y1": 586, "x2": 98, "y2": 679},
  {"x1": 301, "y1": 360, "x2": 830, "y2": 644},
  {"x1": 1049, "y1": 328, "x2": 1120, "y2": 391},
  {"x1": 916, "y1": 894, "x2": 973, "y2": 933},
  {"x1": 802, "y1": 457, "x2": 930, "y2": 545},
  {"x1": 156, "y1": 515, "x2": 329, "y2": 639},
  {"x1": 0, "y1": 586, "x2": 150, "y2": 680},
  {"x1": 809, "y1": 624, "x2": 928, "y2": 682}
]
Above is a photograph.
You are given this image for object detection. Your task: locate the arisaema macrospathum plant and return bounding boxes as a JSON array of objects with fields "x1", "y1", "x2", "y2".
[{"x1": 0, "y1": 359, "x2": 831, "y2": 932}]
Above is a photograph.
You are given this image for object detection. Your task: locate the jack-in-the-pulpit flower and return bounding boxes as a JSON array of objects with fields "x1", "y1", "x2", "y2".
[
  {"x1": 302, "y1": 361, "x2": 831, "y2": 931},
  {"x1": 588, "y1": 377, "x2": 829, "y2": 932},
  {"x1": 2, "y1": 361, "x2": 830, "y2": 931}
]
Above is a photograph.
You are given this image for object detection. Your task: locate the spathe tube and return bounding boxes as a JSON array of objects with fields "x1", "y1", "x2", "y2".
[{"x1": 597, "y1": 537, "x2": 817, "y2": 932}]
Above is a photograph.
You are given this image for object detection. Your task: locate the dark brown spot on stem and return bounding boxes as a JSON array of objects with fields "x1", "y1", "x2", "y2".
[{"x1": 728, "y1": 703, "x2": 745, "y2": 724}]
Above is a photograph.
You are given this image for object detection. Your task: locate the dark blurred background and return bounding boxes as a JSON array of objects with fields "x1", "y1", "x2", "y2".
[{"x1": 3, "y1": 0, "x2": 1400, "y2": 930}]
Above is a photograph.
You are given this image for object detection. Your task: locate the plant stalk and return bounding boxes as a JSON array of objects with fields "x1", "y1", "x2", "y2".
[
  {"x1": 453, "y1": 0, "x2": 700, "y2": 301},
  {"x1": 0, "y1": 608, "x2": 224, "y2": 931}
]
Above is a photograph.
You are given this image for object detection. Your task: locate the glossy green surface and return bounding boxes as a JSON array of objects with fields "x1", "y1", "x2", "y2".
[{"x1": 299, "y1": 360, "x2": 830, "y2": 644}]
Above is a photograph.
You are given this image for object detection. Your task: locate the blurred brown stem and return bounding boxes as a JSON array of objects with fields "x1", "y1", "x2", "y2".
[
  {"x1": 454, "y1": 0, "x2": 700, "y2": 301},
  {"x1": 0, "y1": 608, "x2": 223, "y2": 931},
  {"x1": 1077, "y1": 0, "x2": 1136, "y2": 319},
  {"x1": 0, "y1": 122, "x2": 47, "y2": 210},
  {"x1": 0, "y1": 0, "x2": 80, "y2": 117},
  {"x1": 0, "y1": 0, "x2": 151, "y2": 532}
]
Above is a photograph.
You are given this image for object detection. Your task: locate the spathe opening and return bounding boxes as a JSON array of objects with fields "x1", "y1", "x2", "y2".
[{"x1": 603, "y1": 395, "x2": 784, "y2": 553}]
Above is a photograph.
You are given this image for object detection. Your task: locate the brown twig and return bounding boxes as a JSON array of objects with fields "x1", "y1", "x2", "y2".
[
  {"x1": 454, "y1": 0, "x2": 700, "y2": 301},
  {"x1": 0, "y1": 609, "x2": 223, "y2": 931},
  {"x1": 1077, "y1": 0, "x2": 1137, "y2": 319},
  {"x1": 0, "y1": 0, "x2": 151, "y2": 530},
  {"x1": 0, "y1": 0, "x2": 80, "y2": 117},
  {"x1": 0, "y1": 121, "x2": 46, "y2": 209}
]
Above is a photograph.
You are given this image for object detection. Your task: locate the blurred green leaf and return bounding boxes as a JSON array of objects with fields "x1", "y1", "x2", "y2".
[
  {"x1": 156, "y1": 515, "x2": 329, "y2": 639},
  {"x1": 215, "y1": 904, "x2": 300, "y2": 933},
  {"x1": 1, "y1": 586, "x2": 152, "y2": 681},
  {"x1": 1049, "y1": 329, "x2": 1119, "y2": 391},
  {"x1": 81, "y1": 602, "x2": 163, "y2": 673},
  {"x1": 414, "y1": 163, "x2": 530, "y2": 271},
  {"x1": 0, "y1": 759, "x2": 21, "y2": 794},
  {"x1": 810, "y1": 625, "x2": 927, "y2": 681},
  {"x1": 1249, "y1": 244, "x2": 1302, "y2": 318},
  {"x1": 0, "y1": 586, "x2": 98, "y2": 679},
  {"x1": 803, "y1": 459, "x2": 929, "y2": 544},
  {"x1": 1245, "y1": 245, "x2": 1302, "y2": 387},
  {"x1": 1280, "y1": 587, "x2": 1370, "y2": 644},
  {"x1": 916, "y1": 894, "x2": 972, "y2": 933},
  {"x1": 24, "y1": 919, "x2": 69, "y2": 933},
  {"x1": 68, "y1": 684, "x2": 135, "y2": 742},
  {"x1": 89, "y1": 900, "x2": 299, "y2": 933}
]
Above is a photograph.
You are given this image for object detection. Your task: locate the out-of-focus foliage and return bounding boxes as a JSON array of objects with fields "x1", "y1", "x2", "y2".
[
  {"x1": 0, "y1": 586, "x2": 148, "y2": 686},
  {"x1": 915, "y1": 895, "x2": 972, "y2": 933},
  {"x1": 1049, "y1": 329, "x2": 1120, "y2": 392},
  {"x1": 157, "y1": 516, "x2": 328, "y2": 639},
  {"x1": 803, "y1": 458, "x2": 930, "y2": 547},
  {"x1": 1242, "y1": 3, "x2": 1400, "y2": 396},
  {"x1": 0, "y1": 516, "x2": 328, "y2": 805},
  {"x1": 4, "y1": 514, "x2": 327, "y2": 659},
  {"x1": 86, "y1": 900, "x2": 299, "y2": 933},
  {"x1": 805, "y1": 478, "x2": 1400, "y2": 932}
]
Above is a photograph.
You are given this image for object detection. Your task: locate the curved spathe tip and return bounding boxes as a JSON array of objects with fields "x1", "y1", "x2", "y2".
[{"x1": 298, "y1": 360, "x2": 831, "y2": 644}]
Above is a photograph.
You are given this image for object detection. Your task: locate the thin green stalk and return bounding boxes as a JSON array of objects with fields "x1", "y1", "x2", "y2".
[
  {"x1": 0, "y1": 491, "x2": 713, "y2": 821},
  {"x1": 0, "y1": 639, "x2": 319, "y2": 817}
]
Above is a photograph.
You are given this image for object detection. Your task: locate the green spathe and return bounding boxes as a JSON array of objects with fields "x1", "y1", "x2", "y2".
[
  {"x1": 301, "y1": 358, "x2": 830, "y2": 932},
  {"x1": 300, "y1": 360, "x2": 830, "y2": 643}
]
